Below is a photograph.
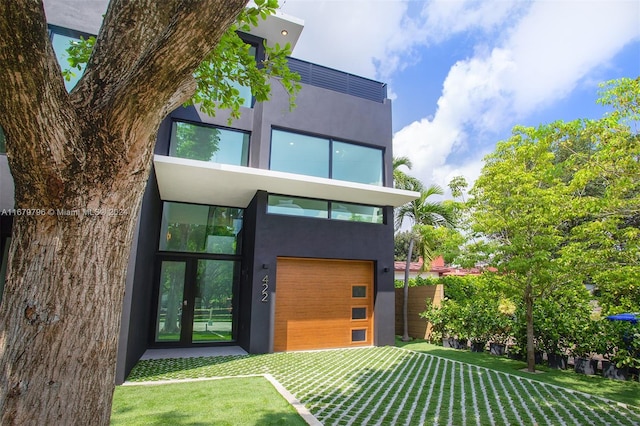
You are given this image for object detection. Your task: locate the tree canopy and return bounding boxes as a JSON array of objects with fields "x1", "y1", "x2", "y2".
[{"x1": 465, "y1": 77, "x2": 640, "y2": 372}]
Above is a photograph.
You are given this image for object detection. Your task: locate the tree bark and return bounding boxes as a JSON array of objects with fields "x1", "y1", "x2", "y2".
[
  {"x1": 0, "y1": 1, "x2": 247, "y2": 424},
  {"x1": 402, "y1": 238, "x2": 414, "y2": 342},
  {"x1": 525, "y1": 282, "x2": 536, "y2": 373}
]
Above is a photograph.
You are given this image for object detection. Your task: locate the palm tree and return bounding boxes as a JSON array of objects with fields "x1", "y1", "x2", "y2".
[
  {"x1": 393, "y1": 156, "x2": 413, "y2": 189},
  {"x1": 395, "y1": 182, "x2": 456, "y2": 342}
]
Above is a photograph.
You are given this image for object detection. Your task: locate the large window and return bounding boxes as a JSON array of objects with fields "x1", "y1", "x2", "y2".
[
  {"x1": 333, "y1": 141, "x2": 383, "y2": 185},
  {"x1": 159, "y1": 202, "x2": 243, "y2": 254},
  {"x1": 267, "y1": 195, "x2": 384, "y2": 224},
  {"x1": 49, "y1": 26, "x2": 92, "y2": 92},
  {"x1": 270, "y1": 129, "x2": 383, "y2": 185},
  {"x1": 169, "y1": 121, "x2": 249, "y2": 166}
]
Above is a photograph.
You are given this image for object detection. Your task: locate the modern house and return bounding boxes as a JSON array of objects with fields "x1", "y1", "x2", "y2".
[{"x1": 0, "y1": 1, "x2": 418, "y2": 384}]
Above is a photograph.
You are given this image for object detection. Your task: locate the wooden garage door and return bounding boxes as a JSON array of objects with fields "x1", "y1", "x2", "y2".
[{"x1": 274, "y1": 257, "x2": 374, "y2": 352}]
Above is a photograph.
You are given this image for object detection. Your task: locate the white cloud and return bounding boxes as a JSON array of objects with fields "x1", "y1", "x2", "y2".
[
  {"x1": 394, "y1": 0, "x2": 640, "y2": 192},
  {"x1": 505, "y1": 0, "x2": 640, "y2": 114},
  {"x1": 280, "y1": 0, "x2": 412, "y2": 79}
]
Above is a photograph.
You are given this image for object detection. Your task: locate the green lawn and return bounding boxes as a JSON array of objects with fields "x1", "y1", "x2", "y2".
[
  {"x1": 121, "y1": 345, "x2": 640, "y2": 425},
  {"x1": 111, "y1": 376, "x2": 306, "y2": 425}
]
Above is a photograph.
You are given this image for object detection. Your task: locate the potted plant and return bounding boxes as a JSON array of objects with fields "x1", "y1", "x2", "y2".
[
  {"x1": 597, "y1": 320, "x2": 631, "y2": 380},
  {"x1": 604, "y1": 323, "x2": 638, "y2": 381},
  {"x1": 489, "y1": 298, "x2": 515, "y2": 356},
  {"x1": 570, "y1": 318, "x2": 600, "y2": 375}
]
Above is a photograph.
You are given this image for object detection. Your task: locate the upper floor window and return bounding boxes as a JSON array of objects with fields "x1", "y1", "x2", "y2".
[
  {"x1": 159, "y1": 202, "x2": 243, "y2": 255},
  {"x1": 270, "y1": 129, "x2": 383, "y2": 186},
  {"x1": 170, "y1": 121, "x2": 249, "y2": 166},
  {"x1": 49, "y1": 25, "x2": 93, "y2": 92}
]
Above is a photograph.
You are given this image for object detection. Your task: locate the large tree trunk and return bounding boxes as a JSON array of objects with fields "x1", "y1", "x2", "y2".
[
  {"x1": 1, "y1": 200, "x2": 141, "y2": 424},
  {"x1": 525, "y1": 282, "x2": 536, "y2": 373},
  {"x1": 0, "y1": 1, "x2": 247, "y2": 424}
]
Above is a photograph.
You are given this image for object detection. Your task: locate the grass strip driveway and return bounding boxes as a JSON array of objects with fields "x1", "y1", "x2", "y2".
[
  {"x1": 112, "y1": 376, "x2": 307, "y2": 425},
  {"x1": 125, "y1": 346, "x2": 640, "y2": 425}
]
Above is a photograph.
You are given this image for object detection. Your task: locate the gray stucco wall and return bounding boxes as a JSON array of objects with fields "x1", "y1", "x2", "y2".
[{"x1": 243, "y1": 191, "x2": 396, "y2": 354}]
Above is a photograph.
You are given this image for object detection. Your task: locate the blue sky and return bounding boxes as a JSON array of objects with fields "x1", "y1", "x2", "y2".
[{"x1": 280, "y1": 0, "x2": 640, "y2": 196}]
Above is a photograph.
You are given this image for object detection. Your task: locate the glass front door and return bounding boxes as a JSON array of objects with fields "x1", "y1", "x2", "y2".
[{"x1": 155, "y1": 258, "x2": 239, "y2": 345}]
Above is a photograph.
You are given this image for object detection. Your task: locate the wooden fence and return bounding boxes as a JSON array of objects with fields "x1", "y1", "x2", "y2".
[{"x1": 395, "y1": 285, "x2": 444, "y2": 339}]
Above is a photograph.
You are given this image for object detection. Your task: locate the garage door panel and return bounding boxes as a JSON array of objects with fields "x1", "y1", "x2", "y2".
[{"x1": 274, "y1": 257, "x2": 373, "y2": 352}]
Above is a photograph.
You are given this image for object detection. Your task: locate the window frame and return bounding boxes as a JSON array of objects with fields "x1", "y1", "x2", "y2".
[
  {"x1": 269, "y1": 128, "x2": 386, "y2": 186},
  {"x1": 167, "y1": 119, "x2": 250, "y2": 166},
  {"x1": 266, "y1": 193, "x2": 385, "y2": 225},
  {"x1": 158, "y1": 201, "x2": 245, "y2": 256}
]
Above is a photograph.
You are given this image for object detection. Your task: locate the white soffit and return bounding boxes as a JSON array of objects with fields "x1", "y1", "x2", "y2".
[
  {"x1": 245, "y1": 11, "x2": 304, "y2": 51},
  {"x1": 154, "y1": 155, "x2": 419, "y2": 208}
]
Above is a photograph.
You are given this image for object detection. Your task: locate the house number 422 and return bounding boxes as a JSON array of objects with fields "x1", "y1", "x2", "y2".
[{"x1": 261, "y1": 275, "x2": 269, "y2": 302}]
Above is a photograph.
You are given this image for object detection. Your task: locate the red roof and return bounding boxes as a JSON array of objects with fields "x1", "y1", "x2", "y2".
[{"x1": 394, "y1": 256, "x2": 496, "y2": 277}]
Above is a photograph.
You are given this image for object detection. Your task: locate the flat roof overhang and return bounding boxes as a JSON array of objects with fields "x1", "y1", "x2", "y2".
[
  {"x1": 245, "y1": 11, "x2": 304, "y2": 51},
  {"x1": 154, "y1": 155, "x2": 419, "y2": 208}
]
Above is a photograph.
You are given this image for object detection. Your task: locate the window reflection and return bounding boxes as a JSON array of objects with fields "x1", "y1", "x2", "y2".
[
  {"x1": 170, "y1": 121, "x2": 249, "y2": 166},
  {"x1": 270, "y1": 130, "x2": 329, "y2": 178},
  {"x1": 270, "y1": 129, "x2": 384, "y2": 186},
  {"x1": 159, "y1": 202, "x2": 243, "y2": 254},
  {"x1": 332, "y1": 142, "x2": 383, "y2": 185},
  {"x1": 267, "y1": 195, "x2": 383, "y2": 224},
  {"x1": 267, "y1": 195, "x2": 328, "y2": 218}
]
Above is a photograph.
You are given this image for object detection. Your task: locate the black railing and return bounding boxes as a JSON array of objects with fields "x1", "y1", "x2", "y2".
[{"x1": 287, "y1": 57, "x2": 388, "y2": 103}]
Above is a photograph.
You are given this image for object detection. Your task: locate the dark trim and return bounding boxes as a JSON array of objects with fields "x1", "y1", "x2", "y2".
[
  {"x1": 286, "y1": 56, "x2": 387, "y2": 103},
  {"x1": 271, "y1": 125, "x2": 387, "y2": 152},
  {"x1": 47, "y1": 24, "x2": 95, "y2": 40}
]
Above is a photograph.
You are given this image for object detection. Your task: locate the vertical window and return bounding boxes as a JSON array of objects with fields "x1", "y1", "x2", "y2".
[
  {"x1": 159, "y1": 202, "x2": 243, "y2": 255},
  {"x1": 270, "y1": 130, "x2": 329, "y2": 178},
  {"x1": 170, "y1": 121, "x2": 249, "y2": 166},
  {"x1": 0, "y1": 125, "x2": 5, "y2": 154},
  {"x1": 227, "y1": 45, "x2": 256, "y2": 109},
  {"x1": 332, "y1": 141, "x2": 383, "y2": 185},
  {"x1": 0, "y1": 236, "x2": 10, "y2": 305}
]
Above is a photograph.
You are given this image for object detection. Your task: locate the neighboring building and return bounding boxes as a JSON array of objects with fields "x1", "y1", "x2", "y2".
[
  {"x1": 0, "y1": 1, "x2": 418, "y2": 384},
  {"x1": 394, "y1": 256, "x2": 450, "y2": 280},
  {"x1": 394, "y1": 256, "x2": 494, "y2": 280}
]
